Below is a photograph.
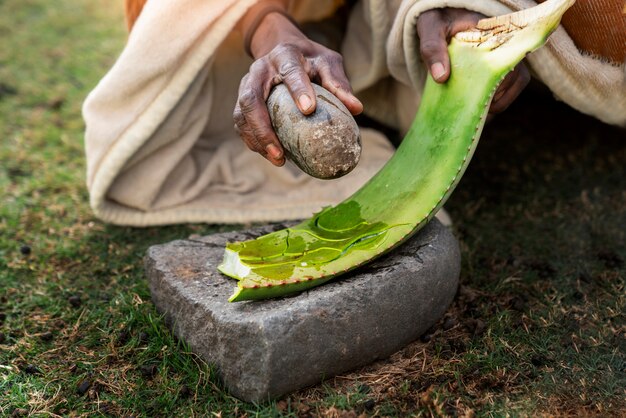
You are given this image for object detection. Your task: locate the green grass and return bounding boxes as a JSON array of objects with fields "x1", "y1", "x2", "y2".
[{"x1": 1, "y1": 0, "x2": 624, "y2": 416}]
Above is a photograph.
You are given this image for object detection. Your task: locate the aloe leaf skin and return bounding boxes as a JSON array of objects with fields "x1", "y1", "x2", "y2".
[{"x1": 219, "y1": 0, "x2": 575, "y2": 302}]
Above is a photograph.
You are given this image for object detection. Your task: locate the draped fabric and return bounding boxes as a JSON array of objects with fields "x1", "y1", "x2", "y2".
[{"x1": 83, "y1": 0, "x2": 626, "y2": 226}]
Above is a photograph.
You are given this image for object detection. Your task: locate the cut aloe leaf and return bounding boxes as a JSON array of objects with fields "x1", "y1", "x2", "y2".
[{"x1": 219, "y1": 0, "x2": 575, "y2": 302}]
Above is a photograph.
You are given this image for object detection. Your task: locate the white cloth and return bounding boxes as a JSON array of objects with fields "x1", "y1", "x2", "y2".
[{"x1": 83, "y1": 0, "x2": 626, "y2": 226}]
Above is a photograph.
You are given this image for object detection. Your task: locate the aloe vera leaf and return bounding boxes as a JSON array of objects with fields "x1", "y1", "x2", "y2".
[{"x1": 219, "y1": 0, "x2": 575, "y2": 302}]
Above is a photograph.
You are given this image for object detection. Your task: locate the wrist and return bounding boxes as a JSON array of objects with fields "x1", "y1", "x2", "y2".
[{"x1": 249, "y1": 12, "x2": 305, "y2": 58}]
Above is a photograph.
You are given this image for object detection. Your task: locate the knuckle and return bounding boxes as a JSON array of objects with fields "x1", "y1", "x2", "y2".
[
  {"x1": 278, "y1": 60, "x2": 303, "y2": 79},
  {"x1": 420, "y1": 39, "x2": 444, "y2": 58},
  {"x1": 238, "y1": 90, "x2": 258, "y2": 112},
  {"x1": 325, "y1": 50, "x2": 343, "y2": 66},
  {"x1": 251, "y1": 126, "x2": 272, "y2": 146},
  {"x1": 249, "y1": 59, "x2": 267, "y2": 75},
  {"x1": 232, "y1": 108, "x2": 245, "y2": 126}
]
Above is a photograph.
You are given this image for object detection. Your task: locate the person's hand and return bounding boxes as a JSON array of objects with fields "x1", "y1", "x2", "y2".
[
  {"x1": 234, "y1": 11, "x2": 362, "y2": 167},
  {"x1": 416, "y1": 8, "x2": 530, "y2": 114}
]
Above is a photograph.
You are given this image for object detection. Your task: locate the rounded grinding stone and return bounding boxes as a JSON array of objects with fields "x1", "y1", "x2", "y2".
[{"x1": 267, "y1": 84, "x2": 361, "y2": 179}]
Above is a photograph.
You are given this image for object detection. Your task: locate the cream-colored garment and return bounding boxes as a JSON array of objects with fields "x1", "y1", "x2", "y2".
[{"x1": 83, "y1": 0, "x2": 626, "y2": 226}]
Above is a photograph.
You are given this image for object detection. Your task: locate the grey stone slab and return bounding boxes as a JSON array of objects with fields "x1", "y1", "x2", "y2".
[{"x1": 145, "y1": 219, "x2": 460, "y2": 402}]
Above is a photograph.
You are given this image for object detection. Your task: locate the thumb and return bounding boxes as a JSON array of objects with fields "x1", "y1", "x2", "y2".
[{"x1": 416, "y1": 10, "x2": 450, "y2": 83}]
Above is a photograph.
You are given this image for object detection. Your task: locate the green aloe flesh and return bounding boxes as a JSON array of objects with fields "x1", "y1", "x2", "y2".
[{"x1": 219, "y1": 0, "x2": 575, "y2": 302}]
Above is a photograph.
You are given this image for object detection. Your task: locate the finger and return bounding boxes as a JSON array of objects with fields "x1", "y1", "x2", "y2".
[
  {"x1": 270, "y1": 44, "x2": 317, "y2": 115},
  {"x1": 489, "y1": 63, "x2": 530, "y2": 114},
  {"x1": 233, "y1": 105, "x2": 259, "y2": 153},
  {"x1": 416, "y1": 10, "x2": 450, "y2": 83},
  {"x1": 233, "y1": 105, "x2": 267, "y2": 160},
  {"x1": 237, "y1": 68, "x2": 286, "y2": 166},
  {"x1": 315, "y1": 51, "x2": 363, "y2": 115},
  {"x1": 492, "y1": 70, "x2": 517, "y2": 104},
  {"x1": 446, "y1": 9, "x2": 484, "y2": 36},
  {"x1": 239, "y1": 94, "x2": 285, "y2": 166}
]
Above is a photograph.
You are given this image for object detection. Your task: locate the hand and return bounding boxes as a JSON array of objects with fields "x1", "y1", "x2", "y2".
[
  {"x1": 234, "y1": 12, "x2": 362, "y2": 166},
  {"x1": 416, "y1": 8, "x2": 530, "y2": 114}
]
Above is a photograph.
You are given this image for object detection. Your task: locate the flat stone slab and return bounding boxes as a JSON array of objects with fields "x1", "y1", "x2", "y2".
[{"x1": 145, "y1": 219, "x2": 460, "y2": 402}]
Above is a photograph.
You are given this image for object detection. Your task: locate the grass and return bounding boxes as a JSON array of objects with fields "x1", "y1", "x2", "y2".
[{"x1": 1, "y1": 0, "x2": 624, "y2": 416}]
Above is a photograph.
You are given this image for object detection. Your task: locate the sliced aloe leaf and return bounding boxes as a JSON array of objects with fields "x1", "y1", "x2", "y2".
[{"x1": 219, "y1": 0, "x2": 575, "y2": 302}]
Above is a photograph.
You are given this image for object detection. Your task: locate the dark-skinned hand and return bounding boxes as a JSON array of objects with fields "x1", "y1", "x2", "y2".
[
  {"x1": 417, "y1": 8, "x2": 530, "y2": 114},
  {"x1": 234, "y1": 11, "x2": 362, "y2": 167}
]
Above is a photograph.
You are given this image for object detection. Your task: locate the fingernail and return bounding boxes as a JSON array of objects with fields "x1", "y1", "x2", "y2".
[
  {"x1": 431, "y1": 62, "x2": 446, "y2": 81},
  {"x1": 298, "y1": 94, "x2": 313, "y2": 112},
  {"x1": 266, "y1": 144, "x2": 282, "y2": 159}
]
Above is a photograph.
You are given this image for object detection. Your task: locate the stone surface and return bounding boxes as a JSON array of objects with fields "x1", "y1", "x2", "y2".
[
  {"x1": 145, "y1": 219, "x2": 460, "y2": 402},
  {"x1": 268, "y1": 83, "x2": 361, "y2": 179}
]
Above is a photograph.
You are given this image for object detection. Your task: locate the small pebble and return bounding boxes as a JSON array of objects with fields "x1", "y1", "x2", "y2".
[
  {"x1": 140, "y1": 364, "x2": 157, "y2": 378},
  {"x1": 77, "y1": 379, "x2": 91, "y2": 395},
  {"x1": 11, "y1": 408, "x2": 28, "y2": 417},
  {"x1": 179, "y1": 385, "x2": 192, "y2": 398},
  {"x1": 297, "y1": 402, "x2": 311, "y2": 414},
  {"x1": 363, "y1": 399, "x2": 376, "y2": 410},
  {"x1": 443, "y1": 316, "x2": 457, "y2": 331},
  {"x1": 116, "y1": 329, "x2": 130, "y2": 346},
  {"x1": 68, "y1": 295, "x2": 82, "y2": 308},
  {"x1": 531, "y1": 355, "x2": 546, "y2": 367},
  {"x1": 24, "y1": 364, "x2": 42, "y2": 375},
  {"x1": 474, "y1": 319, "x2": 487, "y2": 337},
  {"x1": 511, "y1": 297, "x2": 526, "y2": 311},
  {"x1": 276, "y1": 400, "x2": 288, "y2": 412},
  {"x1": 470, "y1": 319, "x2": 487, "y2": 337},
  {"x1": 138, "y1": 332, "x2": 149, "y2": 344},
  {"x1": 20, "y1": 245, "x2": 31, "y2": 256},
  {"x1": 506, "y1": 255, "x2": 521, "y2": 267},
  {"x1": 47, "y1": 96, "x2": 65, "y2": 110},
  {"x1": 39, "y1": 331, "x2": 53, "y2": 342},
  {"x1": 450, "y1": 339, "x2": 466, "y2": 353}
]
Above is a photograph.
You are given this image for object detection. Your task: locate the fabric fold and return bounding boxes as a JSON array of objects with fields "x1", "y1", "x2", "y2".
[{"x1": 84, "y1": 0, "x2": 625, "y2": 227}]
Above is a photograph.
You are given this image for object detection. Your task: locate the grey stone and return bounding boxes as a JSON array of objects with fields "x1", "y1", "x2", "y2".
[
  {"x1": 268, "y1": 83, "x2": 361, "y2": 180},
  {"x1": 145, "y1": 219, "x2": 460, "y2": 402}
]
